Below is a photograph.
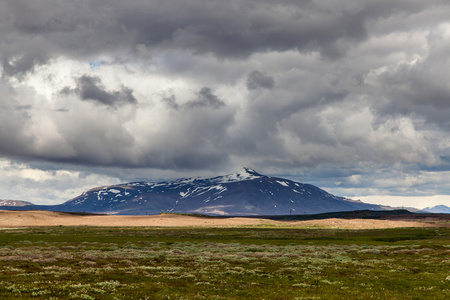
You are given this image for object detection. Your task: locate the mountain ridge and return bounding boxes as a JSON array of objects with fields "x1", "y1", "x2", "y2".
[
  {"x1": 423, "y1": 205, "x2": 450, "y2": 214},
  {"x1": 0, "y1": 168, "x2": 389, "y2": 215},
  {"x1": 0, "y1": 200, "x2": 34, "y2": 207}
]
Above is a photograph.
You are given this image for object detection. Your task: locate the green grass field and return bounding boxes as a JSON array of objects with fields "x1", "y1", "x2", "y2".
[{"x1": 0, "y1": 226, "x2": 449, "y2": 299}]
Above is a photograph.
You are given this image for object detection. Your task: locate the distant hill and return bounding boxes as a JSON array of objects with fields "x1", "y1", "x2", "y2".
[
  {"x1": 0, "y1": 168, "x2": 386, "y2": 215},
  {"x1": 423, "y1": 205, "x2": 450, "y2": 214},
  {"x1": 0, "y1": 200, "x2": 33, "y2": 207}
]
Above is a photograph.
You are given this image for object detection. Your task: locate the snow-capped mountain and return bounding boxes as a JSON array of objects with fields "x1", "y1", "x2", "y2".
[
  {"x1": 0, "y1": 200, "x2": 33, "y2": 206},
  {"x1": 26, "y1": 167, "x2": 382, "y2": 215},
  {"x1": 423, "y1": 205, "x2": 450, "y2": 214},
  {"x1": 0, "y1": 168, "x2": 389, "y2": 215}
]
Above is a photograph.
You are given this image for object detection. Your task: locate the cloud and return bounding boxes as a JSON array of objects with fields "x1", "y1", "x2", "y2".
[
  {"x1": 0, "y1": 158, "x2": 121, "y2": 204},
  {"x1": 115, "y1": 0, "x2": 371, "y2": 59},
  {"x1": 186, "y1": 87, "x2": 225, "y2": 109},
  {"x1": 161, "y1": 94, "x2": 179, "y2": 110},
  {"x1": 246, "y1": 70, "x2": 275, "y2": 90},
  {"x1": 0, "y1": 0, "x2": 413, "y2": 76},
  {"x1": 1, "y1": 0, "x2": 450, "y2": 207},
  {"x1": 62, "y1": 75, "x2": 137, "y2": 107}
]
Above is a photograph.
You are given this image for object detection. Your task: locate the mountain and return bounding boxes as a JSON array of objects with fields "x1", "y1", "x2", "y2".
[
  {"x1": 423, "y1": 205, "x2": 450, "y2": 214},
  {"x1": 0, "y1": 168, "x2": 386, "y2": 215},
  {"x1": 0, "y1": 200, "x2": 33, "y2": 206}
]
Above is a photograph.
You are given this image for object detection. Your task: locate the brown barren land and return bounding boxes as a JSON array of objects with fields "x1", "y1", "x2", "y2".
[{"x1": 1, "y1": 210, "x2": 448, "y2": 228}]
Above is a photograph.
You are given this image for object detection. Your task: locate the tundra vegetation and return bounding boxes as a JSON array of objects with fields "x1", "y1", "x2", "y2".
[{"x1": 0, "y1": 225, "x2": 449, "y2": 299}]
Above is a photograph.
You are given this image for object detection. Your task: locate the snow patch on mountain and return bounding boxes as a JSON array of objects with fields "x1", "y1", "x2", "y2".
[
  {"x1": 276, "y1": 180, "x2": 289, "y2": 187},
  {"x1": 217, "y1": 167, "x2": 263, "y2": 183},
  {"x1": 174, "y1": 167, "x2": 264, "y2": 185}
]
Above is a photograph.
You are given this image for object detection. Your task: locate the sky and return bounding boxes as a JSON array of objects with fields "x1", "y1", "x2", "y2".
[{"x1": 1, "y1": 0, "x2": 450, "y2": 209}]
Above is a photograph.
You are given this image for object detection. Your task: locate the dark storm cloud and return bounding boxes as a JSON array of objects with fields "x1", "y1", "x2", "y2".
[
  {"x1": 2, "y1": 0, "x2": 450, "y2": 206},
  {"x1": 361, "y1": 29, "x2": 450, "y2": 133},
  {"x1": 63, "y1": 75, "x2": 137, "y2": 107},
  {"x1": 117, "y1": 0, "x2": 371, "y2": 59},
  {"x1": 247, "y1": 71, "x2": 275, "y2": 90},
  {"x1": 187, "y1": 87, "x2": 225, "y2": 109},
  {"x1": 0, "y1": 95, "x2": 35, "y2": 157},
  {"x1": 1, "y1": 0, "x2": 431, "y2": 76},
  {"x1": 137, "y1": 98, "x2": 235, "y2": 171},
  {"x1": 161, "y1": 88, "x2": 225, "y2": 110},
  {"x1": 0, "y1": 1, "x2": 130, "y2": 76},
  {"x1": 1, "y1": 46, "x2": 49, "y2": 77},
  {"x1": 1, "y1": 0, "x2": 449, "y2": 78}
]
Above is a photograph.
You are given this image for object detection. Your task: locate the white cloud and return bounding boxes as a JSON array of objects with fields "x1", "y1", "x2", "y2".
[{"x1": 0, "y1": 159, "x2": 120, "y2": 204}]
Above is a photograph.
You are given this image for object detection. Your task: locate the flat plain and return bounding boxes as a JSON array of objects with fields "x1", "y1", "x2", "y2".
[
  {"x1": 0, "y1": 210, "x2": 447, "y2": 229},
  {"x1": 0, "y1": 211, "x2": 449, "y2": 299}
]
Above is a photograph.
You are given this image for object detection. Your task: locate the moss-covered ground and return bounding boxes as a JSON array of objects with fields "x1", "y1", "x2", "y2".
[{"x1": 0, "y1": 226, "x2": 449, "y2": 299}]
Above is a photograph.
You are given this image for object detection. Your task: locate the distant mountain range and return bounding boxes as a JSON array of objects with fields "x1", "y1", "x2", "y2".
[
  {"x1": 423, "y1": 205, "x2": 450, "y2": 214},
  {"x1": 0, "y1": 200, "x2": 33, "y2": 206},
  {"x1": 0, "y1": 168, "x2": 439, "y2": 215}
]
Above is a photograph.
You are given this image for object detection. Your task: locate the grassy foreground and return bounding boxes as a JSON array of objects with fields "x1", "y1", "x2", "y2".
[{"x1": 0, "y1": 226, "x2": 449, "y2": 299}]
